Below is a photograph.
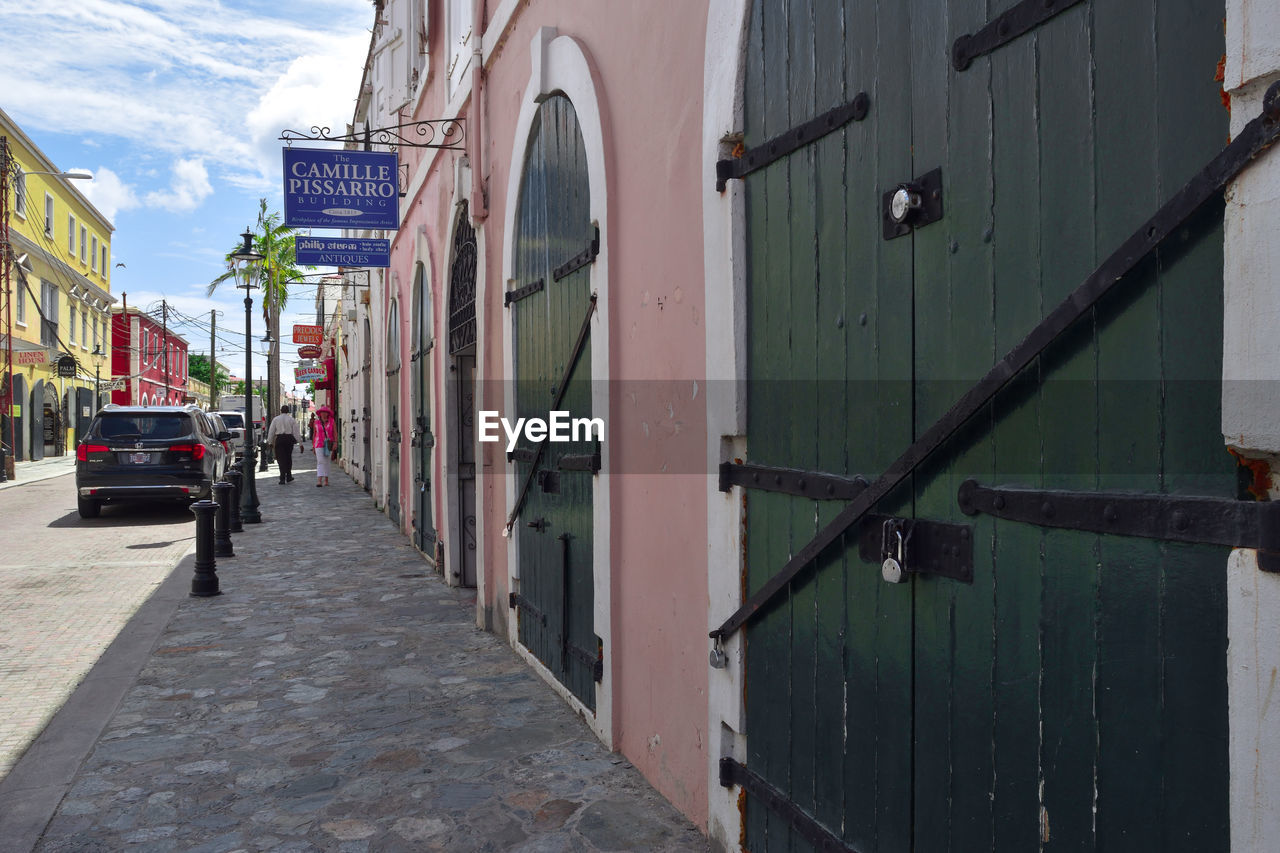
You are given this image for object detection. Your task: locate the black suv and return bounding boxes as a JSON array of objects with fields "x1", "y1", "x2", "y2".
[{"x1": 75, "y1": 405, "x2": 231, "y2": 518}]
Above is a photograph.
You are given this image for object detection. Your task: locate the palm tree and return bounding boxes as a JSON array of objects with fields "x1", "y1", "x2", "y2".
[{"x1": 209, "y1": 199, "x2": 312, "y2": 446}]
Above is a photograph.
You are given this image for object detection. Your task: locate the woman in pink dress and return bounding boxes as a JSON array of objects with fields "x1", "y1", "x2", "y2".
[{"x1": 312, "y1": 405, "x2": 337, "y2": 487}]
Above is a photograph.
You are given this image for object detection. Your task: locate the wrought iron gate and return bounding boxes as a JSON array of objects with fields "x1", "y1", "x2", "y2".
[
  {"x1": 448, "y1": 203, "x2": 478, "y2": 587},
  {"x1": 720, "y1": 1, "x2": 1256, "y2": 850},
  {"x1": 507, "y1": 95, "x2": 601, "y2": 710}
]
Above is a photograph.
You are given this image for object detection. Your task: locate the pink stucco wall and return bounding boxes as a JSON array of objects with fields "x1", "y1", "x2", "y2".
[{"x1": 384, "y1": 0, "x2": 711, "y2": 828}]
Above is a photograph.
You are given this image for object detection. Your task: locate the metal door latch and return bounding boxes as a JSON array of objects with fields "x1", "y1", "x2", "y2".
[
  {"x1": 857, "y1": 514, "x2": 974, "y2": 583},
  {"x1": 883, "y1": 167, "x2": 944, "y2": 240},
  {"x1": 526, "y1": 517, "x2": 549, "y2": 533}
]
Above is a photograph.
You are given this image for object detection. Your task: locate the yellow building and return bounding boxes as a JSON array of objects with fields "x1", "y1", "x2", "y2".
[{"x1": 2, "y1": 107, "x2": 116, "y2": 461}]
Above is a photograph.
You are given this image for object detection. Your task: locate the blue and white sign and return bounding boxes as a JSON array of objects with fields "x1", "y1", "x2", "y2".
[
  {"x1": 296, "y1": 237, "x2": 391, "y2": 268},
  {"x1": 283, "y1": 147, "x2": 399, "y2": 229}
]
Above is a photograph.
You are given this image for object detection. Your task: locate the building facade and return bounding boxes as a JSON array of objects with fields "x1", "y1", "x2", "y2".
[
  {"x1": 2, "y1": 107, "x2": 115, "y2": 461},
  {"x1": 109, "y1": 306, "x2": 188, "y2": 407},
  {"x1": 329, "y1": 1, "x2": 1280, "y2": 850}
]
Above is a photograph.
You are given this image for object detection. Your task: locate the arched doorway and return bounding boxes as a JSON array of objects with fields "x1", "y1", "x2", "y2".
[
  {"x1": 362, "y1": 317, "x2": 372, "y2": 491},
  {"x1": 508, "y1": 95, "x2": 598, "y2": 711},
  {"x1": 385, "y1": 297, "x2": 402, "y2": 525},
  {"x1": 447, "y1": 201, "x2": 478, "y2": 588},
  {"x1": 29, "y1": 379, "x2": 45, "y2": 461},
  {"x1": 411, "y1": 262, "x2": 436, "y2": 555}
]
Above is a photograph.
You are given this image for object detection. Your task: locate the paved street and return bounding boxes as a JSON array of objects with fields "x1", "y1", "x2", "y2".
[
  {"x1": 2, "y1": 453, "x2": 708, "y2": 852},
  {"x1": 0, "y1": 464, "x2": 197, "y2": 778}
]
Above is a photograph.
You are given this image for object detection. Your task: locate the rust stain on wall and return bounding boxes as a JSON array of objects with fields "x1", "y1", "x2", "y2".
[{"x1": 1229, "y1": 447, "x2": 1272, "y2": 500}]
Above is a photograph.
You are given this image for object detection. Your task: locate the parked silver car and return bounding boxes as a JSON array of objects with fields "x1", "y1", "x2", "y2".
[{"x1": 213, "y1": 410, "x2": 247, "y2": 460}]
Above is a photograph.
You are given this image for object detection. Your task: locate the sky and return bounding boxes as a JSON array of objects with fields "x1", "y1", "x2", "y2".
[{"x1": 0, "y1": 0, "x2": 373, "y2": 398}]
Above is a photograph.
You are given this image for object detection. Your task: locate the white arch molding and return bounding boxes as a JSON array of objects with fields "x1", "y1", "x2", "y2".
[
  {"x1": 701, "y1": 1, "x2": 751, "y2": 849},
  {"x1": 500, "y1": 27, "x2": 614, "y2": 747}
]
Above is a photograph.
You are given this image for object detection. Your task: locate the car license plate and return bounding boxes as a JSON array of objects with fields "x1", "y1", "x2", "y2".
[{"x1": 129, "y1": 452, "x2": 151, "y2": 464}]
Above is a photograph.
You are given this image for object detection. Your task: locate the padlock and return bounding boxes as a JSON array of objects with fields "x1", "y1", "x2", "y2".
[{"x1": 881, "y1": 522, "x2": 908, "y2": 584}]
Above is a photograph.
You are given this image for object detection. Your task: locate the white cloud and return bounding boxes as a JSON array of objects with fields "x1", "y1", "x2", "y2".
[
  {"x1": 0, "y1": 0, "x2": 371, "y2": 175},
  {"x1": 244, "y1": 33, "x2": 370, "y2": 185},
  {"x1": 76, "y1": 166, "x2": 138, "y2": 221},
  {"x1": 145, "y1": 158, "x2": 213, "y2": 212}
]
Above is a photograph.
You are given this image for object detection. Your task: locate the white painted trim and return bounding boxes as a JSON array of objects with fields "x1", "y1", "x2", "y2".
[
  {"x1": 702, "y1": 0, "x2": 750, "y2": 848},
  {"x1": 411, "y1": 224, "x2": 440, "y2": 567},
  {"x1": 1223, "y1": 6, "x2": 1280, "y2": 844},
  {"x1": 480, "y1": 0, "x2": 522, "y2": 67},
  {"x1": 500, "y1": 27, "x2": 614, "y2": 748}
]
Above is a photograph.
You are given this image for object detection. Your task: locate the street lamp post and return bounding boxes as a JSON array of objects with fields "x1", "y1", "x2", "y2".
[
  {"x1": 91, "y1": 345, "x2": 101, "y2": 405},
  {"x1": 231, "y1": 227, "x2": 264, "y2": 523}
]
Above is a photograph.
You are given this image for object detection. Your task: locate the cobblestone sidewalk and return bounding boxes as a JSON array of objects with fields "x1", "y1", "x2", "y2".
[{"x1": 29, "y1": 454, "x2": 709, "y2": 851}]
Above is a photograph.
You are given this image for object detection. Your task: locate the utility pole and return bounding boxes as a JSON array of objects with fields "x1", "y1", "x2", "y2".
[
  {"x1": 161, "y1": 299, "x2": 169, "y2": 403},
  {"x1": 209, "y1": 309, "x2": 217, "y2": 406}
]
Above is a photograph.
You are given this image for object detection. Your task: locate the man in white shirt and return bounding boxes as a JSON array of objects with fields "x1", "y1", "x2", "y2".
[{"x1": 266, "y1": 405, "x2": 303, "y2": 483}]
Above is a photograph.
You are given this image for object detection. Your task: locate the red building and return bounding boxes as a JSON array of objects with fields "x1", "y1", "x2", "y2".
[{"x1": 110, "y1": 306, "x2": 189, "y2": 406}]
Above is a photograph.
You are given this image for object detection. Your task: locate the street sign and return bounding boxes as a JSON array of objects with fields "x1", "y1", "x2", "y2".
[
  {"x1": 99, "y1": 379, "x2": 125, "y2": 392},
  {"x1": 295, "y1": 363, "x2": 328, "y2": 384},
  {"x1": 297, "y1": 345, "x2": 323, "y2": 359},
  {"x1": 56, "y1": 355, "x2": 77, "y2": 378},
  {"x1": 282, "y1": 147, "x2": 400, "y2": 229},
  {"x1": 292, "y1": 324, "x2": 324, "y2": 345},
  {"x1": 296, "y1": 237, "x2": 391, "y2": 268}
]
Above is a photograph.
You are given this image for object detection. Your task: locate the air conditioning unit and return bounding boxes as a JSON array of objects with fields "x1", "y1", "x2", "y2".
[{"x1": 345, "y1": 308, "x2": 357, "y2": 321}]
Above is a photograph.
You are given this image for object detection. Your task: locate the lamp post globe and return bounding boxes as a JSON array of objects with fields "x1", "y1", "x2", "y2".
[{"x1": 231, "y1": 228, "x2": 264, "y2": 523}]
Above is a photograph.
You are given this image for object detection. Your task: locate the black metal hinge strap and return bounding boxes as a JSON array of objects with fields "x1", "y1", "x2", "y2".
[
  {"x1": 506, "y1": 294, "x2": 598, "y2": 532},
  {"x1": 715, "y1": 94, "x2": 870, "y2": 192},
  {"x1": 718, "y1": 758, "x2": 859, "y2": 853},
  {"x1": 952, "y1": 0, "x2": 1087, "y2": 71},
  {"x1": 958, "y1": 480, "x2": 1280, "y2": 572},
  {"x1": 553, "y1": 227, "x2": 600, "y2": 281},
  {"x1": 856, "y1": 515, "x2": 974, "y2": 583},
  {"x1": 507, "y1": 447, "x2": 538, "y2": 463},
  {"x1": 710, "y1": 81, "x2": 1280, "y2": 643},
  {"x1": 505, "y1": 278, "x2": 544, "y2": 307},
  {"x1": 718, "y1": 461, "x2": 868, "y2": 501},
  {"x1": 565, "y1": 642, "x2": 604, "y2": 682},
  {"x1": 508, "y1": 592, "x2": 548, "y2": 624},
  {"x1": 558, "y1": 449, "x2": 601, "y2": 473}
]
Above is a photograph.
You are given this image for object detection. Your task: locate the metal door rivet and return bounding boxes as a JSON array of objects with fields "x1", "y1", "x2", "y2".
[
  {"x1": 859, "y1": 313, "x2": 868, "y2": 326},
  {"x1": 1041, "y1": 501, "x2": 1054, "y2": 518},
  {"x1": 1173, "y1": 510, "x2": 1190, "y2": 531},
  {"x1": 1103, "y1": 505, "x2": 1118, "y2": 523}
]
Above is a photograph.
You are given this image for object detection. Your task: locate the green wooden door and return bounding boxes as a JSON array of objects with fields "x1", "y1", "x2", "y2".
[
  {"x1": 510, "y1": 95, "x2": 599, "y2": 710},
  {"x1": 412, "y1": 262, "x2": 436, "y2": 554},
  {"x1": 739, "y1": 1, "x2": 1230, "y2": 850}
]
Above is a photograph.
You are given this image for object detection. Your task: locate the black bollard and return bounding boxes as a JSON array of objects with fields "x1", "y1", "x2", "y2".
[
  {"x1": 212, "y1": 481, "x2": 235, "y2": 558},
  {"x1": 225, "y1": 468, "x2": 244, "y2": 533},
  {"x1": 189, "y1": 500, "x2": 221, "y2": 597}
]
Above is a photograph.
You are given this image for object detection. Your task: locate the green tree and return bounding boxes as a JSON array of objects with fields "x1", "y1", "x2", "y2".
[
  {"x1": 188, "y1": 354, "x2": 230, "y2": 389},
  {"x1": 207, "y1": 198, "x2": 309, "y2": 311}
]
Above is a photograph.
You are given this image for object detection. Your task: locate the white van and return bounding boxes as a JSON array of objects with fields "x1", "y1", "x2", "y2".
[{"x1": 216, "y1": 395, "x2": 266, "y2": 435}]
